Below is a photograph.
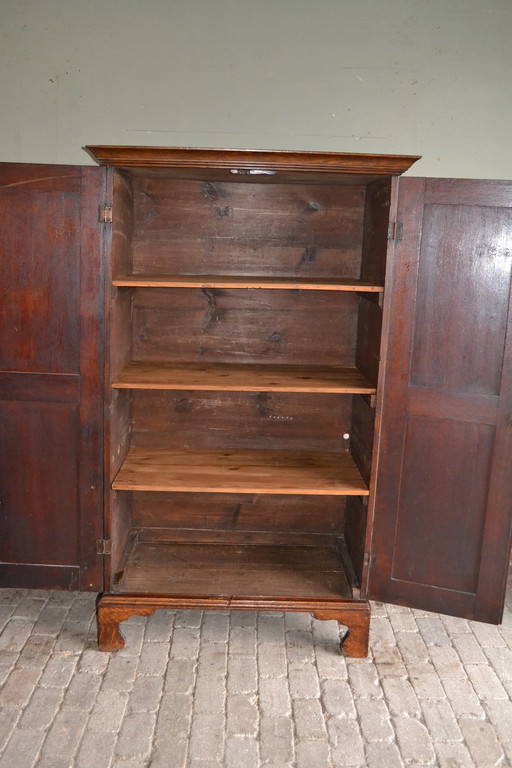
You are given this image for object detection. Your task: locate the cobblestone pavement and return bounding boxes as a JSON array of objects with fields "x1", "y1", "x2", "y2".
[{"x1": 0, "y1": 569, "x2": 510, "y2": 768}]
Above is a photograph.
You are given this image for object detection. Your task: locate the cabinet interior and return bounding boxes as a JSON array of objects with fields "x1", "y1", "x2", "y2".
[{"x1": 105, "y1": 163, "x2": 393, "y2": 603}]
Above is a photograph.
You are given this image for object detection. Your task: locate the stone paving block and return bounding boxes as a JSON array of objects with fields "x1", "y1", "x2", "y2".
[
  {"x1": 368, "y1": 615, "x2": 397, "y2": 647},
  {"x1": 435, "y1": 739, "x2": 482, "y2": 768},
  {"x1": 312, "y1": 617, "x2": 341, "y2": 645},
  {"x1": 293, "y1": 697, "x2": 327, "y2": 740},
  {"x1": 395, "y1": 631, "x2": 430, "y2": 663},
  {"x1": 315, "y1": 647, "x2": 349, "y2": 681},
  {"x1": 39, "y1": 652, "x2": 79, "y2": 688},
  {"x1": 394, "y1": 716, "x2": 435, "y2": 764},
  {"x1": 407, "y1": 661, "x2": 447, "y2": 700},
  {"x1": 115, "y1": 621, "x2": 145, "y2": 657},
  {"x1": 481, "y1": 644, "x2": 512, "y2": 680},
  {"x1": 451, "y1": 632, "x2": 488, "y2": 665},
  {"x1": 420, "y1": 698, "x2": 463, "y2": 742},
  {"x1": 39, "y1": 705, "x2": 87, "y2": 759},
  {"x1": 439, "y1": 613, "x2": 472, "y2": 635},
  {"x1": 482, "y1": 698, "x2": 512, "y2": 744},
  {"x1": 0, "y1": 705, "x2": 21, "y2": 752},
  {"x1": 174, "y1": 609, "x2": 203, "y2": 628},
  {"x1": 101, "y1": 652, "x2": 138, "y2": 691},
  {"x1": 32, "y1": 605, "x2": 70, "y2": 636},
  {"x1": 295, "y1": 740, "x2": 331, "y2": 768},
  {"x1": 327, "y1": 716, "x2": 365, "y2": 766},
  {"x1": 380, "y1": 676, "x2": 421, "y2": 718},
  {"x1": 74, "y1": 731, "x2": 117, "y2": 768},
  {"x1": 86, "y1": 689, "x2": 129, "y2": 733},
  {"x1": 77, "y1": 648, "x2": 110, "y2": 675},
  {"x1": 18, "y1": 685, "x2": 64, "y2": 730},
  {"x1": 225, "y1": 735, "x2": 259, "y2": 768},
  {"x1": 0, "y1": 651, "x2": 18, "y2": 687},
  {"x1": 149, "y1": 738, "x2": 187, "y2": 768},
  {"x1": 63, "y1": 671, "x2": 103, "y2": 711},
  {"x1": 226, "y1": 693, "x2": 258, "y2": 736},
  {"x1": 128, "y1": 675, "x2": 164, "y2": 712},
  {"x1": 164, "y1": 658, "x2": 197, "y2": 694},
  {"x1": 442, "y1": 677, "x2": 485, "y2": 719},
  {"x1": 389, "y1": 611, "x2": 418, "y2": 633},
  {"x1": 469, "y1": 621, "x2": 508, "y2": 648},
  {"x1": 136, "y1": 641, "x2": 169, "y2": 676},
  {"x1": 258, "y1": 642, "x2": 287, "y2": 678},
  {"x1": 143, "y1": 609, "x2": 175, "y2": 643},
  {"x1": 0, "y1": 618, "x2": 34, "y2": 651},
  {"x1": 365, "y1": 740, "x2": 403, "y2": 768},
  {"x1": 227, "y1": 655, "x2": 257, "y2": 694},
  {"x1": 11, "y1": 597, "x2": 47, "y2": 621},
  {"x1": 0, "y1": 665, "x2": 43, "y2": 707},
  {"x1": 114, "y1": 711, "x2": 156, "y2": 761},
  {"x1": 229, "y1": 611, "x2": 257, "y2": 628},
  {"x1": 201, "y1": 611, "x2": 230, "y2": 643},
  {"x1": 170, "y1": 626, "x2": 201, "y2": 659},
  {"x1": 229, "y1": 625, "x2": 257, "y2": 656},
  {"x1": 371, "y1": 645, "x2": 408, "y2": 677},
  {"x1": 34, "y1": 757, "x2": 72, "y2": 768},
  {"x1": 288, "y1": 660, "x2": 321, "y2": 699},
  {"x1": 193, "y1": 674, "x2": 226, "y2": 714},
  {"x1": 53, "y1": 620, "x2": 93, "y2": 653},
  {"x1": 355, "y1": 696, "x2": 394, "y2": 742},
  {"x1": 458, "y1": 717, "x2": 504, "y2": 766},
  {"x1": 155, "y1": 692, "x2": 192, "y2": 738},
  {"x1": 259, "y1": 715, "x2": 294, "y2": 764},
  {"x1": 322, "y1": 678, "x2": 357, "y2": 718},
  {"x1": 0, "y1": 729, "x2": 45, "y2": 768},
  {"x1": 258, "y1": 613, "x2": 286, "y2": 644},
  {"x1": 284, "y1": 612, "x2": 312, "y2": 631},
  {"x1": 17, "y1": 635, "x2": 56, "y2": 668},
  {"x1": 188, "y1": 712, "x2": 225, "y2": 761},
  {"x1": 429, "y1": 645, "x2": 467, "y2": 679},
  {"x1": 198, "y1": 643, "x2": 228, "y2": 677},
  {"x1": 416, "y1": 616, "x2": 452, "y2": 647},
  {"x1": 465, "y1": 662, "x2": 509, "y2": 700},
  {"x1": 259, "y1": 677, "x2": 292, "y2": 716},
  {"x1": 285, "y1": 629, "x2": 315, "y2": 662},
  {"x1": 346, "y1": 660, "x2": 383, "y2": 699}
]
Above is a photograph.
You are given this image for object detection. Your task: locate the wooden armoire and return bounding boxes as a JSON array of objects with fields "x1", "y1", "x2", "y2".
[{"x1": 1, "y1": 147, "x2": 511, "y2": 657}]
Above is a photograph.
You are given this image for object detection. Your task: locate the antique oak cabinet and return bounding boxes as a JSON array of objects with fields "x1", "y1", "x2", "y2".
[{"x1": 0, "y1": 148, "x2": 511, "y2": 657}]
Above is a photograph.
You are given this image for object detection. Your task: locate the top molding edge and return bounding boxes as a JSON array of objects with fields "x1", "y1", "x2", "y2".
[{"x1": 84, "y1": 146, "x2": 420, "y2": 175}]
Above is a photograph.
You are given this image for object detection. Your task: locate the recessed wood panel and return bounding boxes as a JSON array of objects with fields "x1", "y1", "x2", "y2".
[
  {"x1": 0, "y1": 188, "x2": 80, "y2": 374},
  {"x1": 0, "y1": 400, "x2": 80, "y2": 565},
  {"x1": 392, "y1": 416, "x2": 494, "y2": 593},
  {"x1": 410, "y1": 204, "x2": 512, "y2": 396}
]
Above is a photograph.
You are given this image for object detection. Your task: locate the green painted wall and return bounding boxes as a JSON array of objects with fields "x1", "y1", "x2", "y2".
[{"x1": 1, "y1": 0, "x2": 510, "y2": 177}]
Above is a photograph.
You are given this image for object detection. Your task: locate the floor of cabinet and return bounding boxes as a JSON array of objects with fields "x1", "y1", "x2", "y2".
[{"x1": 111, "y1": 538, "x2": 353, "y2": 599}]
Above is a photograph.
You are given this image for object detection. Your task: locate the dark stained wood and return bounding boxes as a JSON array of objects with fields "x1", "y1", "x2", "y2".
[
  {"x1": 367, "y1": 177, "x2": 512, "y2": 622},
  {"x1": 0, "y1": 164, "x2": 105, "y2": 591},
  {"x1": 86, "y1": 145, "x2": 419, "y2": 178}
]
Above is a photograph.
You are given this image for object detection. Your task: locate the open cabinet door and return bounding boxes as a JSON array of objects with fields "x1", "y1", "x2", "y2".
[
  {"x1": 0, "y1": 163, "x2": 106, "y2": 590},
  {"x1": 367, "y1": 177, "x2": 512, "y2": 622}
]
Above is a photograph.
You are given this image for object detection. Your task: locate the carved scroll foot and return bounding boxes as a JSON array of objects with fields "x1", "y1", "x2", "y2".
[
  {"x1": 313, "y1": 602, "x2": 370, "y2": 657},
  {"x1": 96, "y1": 595, "x2": 157, "y2": 652}
]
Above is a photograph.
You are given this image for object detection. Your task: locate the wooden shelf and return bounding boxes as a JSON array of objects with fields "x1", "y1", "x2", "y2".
[
  {"x1": 112, "y1": 448, "x2": 369, "y2": 496},
  {"x1": 112, "y1": 274, "x2": 384, "y2": 292},
  {"x1": 115, "y1": 539, "x2": 353, "y2": 599},
  {"x1": 112, "y1": 362, "x2": 377, "y2": 394}
]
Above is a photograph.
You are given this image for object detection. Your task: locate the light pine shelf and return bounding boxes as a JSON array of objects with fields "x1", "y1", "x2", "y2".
[
  {"x1": 111, "y1": 362, "x2": 377, "y2": 394},
  {"x1": 112, "y1": 274, "x2": 384, "y2": 292},
  {"x1": 112, "y1": 448, "x2": 369, "y2": 496}
]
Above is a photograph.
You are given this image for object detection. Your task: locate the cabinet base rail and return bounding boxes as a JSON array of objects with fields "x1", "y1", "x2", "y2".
[{"x1": 96, "y1": 593, "x2": 370, "y2": 657}]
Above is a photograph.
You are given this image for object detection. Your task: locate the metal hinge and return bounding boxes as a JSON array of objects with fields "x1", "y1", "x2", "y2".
[
  {"x1": 96, "y1": 538, "x2": 112, "y2": 555},
  {"x1": 98, "y1": 205, "x2": 113, "y2": 224},
  {"x1": 387, "y1": 220, "x2": 403, "y2": 241},
  {"x1": 363, "y1": 552, "x2": 376, "y2": 570}
]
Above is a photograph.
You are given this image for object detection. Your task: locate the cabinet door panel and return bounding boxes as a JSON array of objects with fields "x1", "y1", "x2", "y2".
[
  {"x1": 0, "y1": 164, "x2": 105, "y2": 591},
  {"x1": 368, "y1": 178, "x2": 512, "y2": 622}
]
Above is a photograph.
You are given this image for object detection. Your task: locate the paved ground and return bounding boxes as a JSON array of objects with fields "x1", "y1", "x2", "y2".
[{"x1": 0, "y1": 568, "x2": 510, "y2": 768}]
